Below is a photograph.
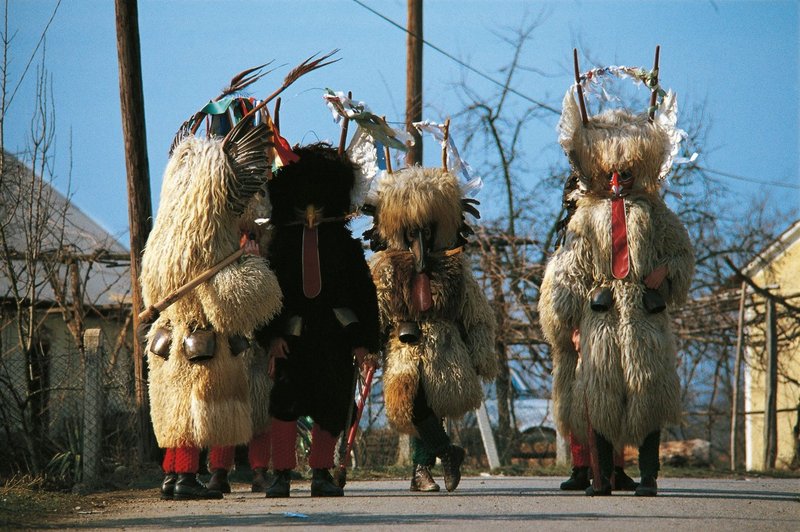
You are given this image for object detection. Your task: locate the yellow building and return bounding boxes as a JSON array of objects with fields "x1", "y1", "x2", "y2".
[{"x1": 742, "y1": 219, "x2": 800, "y2": 470}]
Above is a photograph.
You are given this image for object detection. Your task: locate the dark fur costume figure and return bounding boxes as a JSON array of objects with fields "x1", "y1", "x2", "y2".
[
  {"x1": 368, "y1": 166, "x2": 497, "y2": 492},
  {"x1": 254, "y1": 142, "x2": 380, "y2": 498}
]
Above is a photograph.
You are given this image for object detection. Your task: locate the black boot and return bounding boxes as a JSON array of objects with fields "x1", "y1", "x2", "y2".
[
  {"x1": 635, "y1": 475, "x2": 658, "y2": 496},
  {"x1": 160, "y1": 473, "x2": 177, "y2": 500},
  {"x1": 310, "y1": 468, "x2": 344, "y2": 497},
  {"x1": 440, "y1": 445, "x2": 466, "y2": 492},
  {"x1": 612, "y1": 466, "x2": 639, "y2": 491},
  {"x1": 251, "y1": 467, "x2": 272, "y2": 493},
  {"x1": 585, "y1": 476, "x2": 612, "y2": 496},
  {"x1": 635, "y1": 430, "x2": 661, "y2": 497},
  {"x1": 410, "y1": 464, "x2": 440, "y2": 492},
  {"x1": 207, "y1": 468, "x2": 231, "y2": 494},
  {"x1": 586, "y1": 431, "x2": 614, "y2": 496},
  {"x1": 560, "y1": 466, "x2": 590, "y2": 491},
  {"x1": 173, "y1": 473, "x2": 224, "y2": 500},
  {"x1": 265, "y1": 469, "x2": 291, "y2": 498}
]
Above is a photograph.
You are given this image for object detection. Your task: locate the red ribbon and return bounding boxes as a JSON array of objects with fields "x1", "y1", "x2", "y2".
[
  {"x1": 411, "y1": 272, "x2": 432, "y2": 312},
  {"x1": 302, "y1": 226, "x2": 321, "y2": 298},
  {"x1": 611, "y1": 197, "x2": 629, "y2": 279}
]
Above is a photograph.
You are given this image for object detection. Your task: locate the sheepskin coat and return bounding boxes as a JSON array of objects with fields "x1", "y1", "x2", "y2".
[
  {"x1": 539, "y1": 93, "x2": 694, "y2": 449},
  {"x1": 255, "y1": 144, "x2": 380, "y2": 435},
  {"x1": 141, "y1": 136, "x2": 282, "y2": 448},
  {"x1": 368, "y1": 166, "x2": 497, "y2": 435}
]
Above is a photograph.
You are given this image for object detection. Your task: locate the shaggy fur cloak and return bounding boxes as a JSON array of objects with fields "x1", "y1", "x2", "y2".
[
  {"x1": 255, "y1": 143, "x2": 380, "y2": 435},
  {"x1": 141, "y1": 136, "x2": 282, "y2": 448},
  {"x1": 369, "y1": 167, "x2": 497, "y2": 434},
  {"x1": 539, "y1": 91, "x2": 694, "y2": 449}
]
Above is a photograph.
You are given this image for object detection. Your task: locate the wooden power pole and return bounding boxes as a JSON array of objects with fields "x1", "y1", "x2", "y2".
[
  {"x1": 764, "y1": 297, "x2": 778, "y2": 469},
  {"x1": 405, "y1": 0, "x2": 423, "y2": 166},
  {"x1": 115, "y1": 0, "x2": 155, "y2": 463}
]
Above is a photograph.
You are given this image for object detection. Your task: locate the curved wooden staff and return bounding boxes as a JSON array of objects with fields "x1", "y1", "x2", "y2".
[
  {"x1": 138, "y1": 247, "x2": 244, "y2": 324},
  {"x1": 441, "y1": 118, "x2": 451, "y2": 171},
  {"x1": 338, "y1": 91, "x2": 353, "y2": 155},
  {"x1": 573, "y1": 48, "x2": 589, "y2": 125},
  {"x1": 648, "y1": 45, "x2": 661, "y2": 122},
  {"x1": 334, "y1": 365, "x2": 376, "y2": 488}
]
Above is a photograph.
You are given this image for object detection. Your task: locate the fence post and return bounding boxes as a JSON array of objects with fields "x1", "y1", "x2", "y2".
[
  {"x1": 476, "y1": 402, "x2": 501, "y2": 470},
  {"x1": 82, "y1": 328, "x2": 104, "y2": 488},
  {"x1": 763, "y1": 298, "x2": 778, "y2": 469}
]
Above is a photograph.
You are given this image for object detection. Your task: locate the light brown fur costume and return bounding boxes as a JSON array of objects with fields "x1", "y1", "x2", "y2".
[
  {"x1": 539, "y1": 90, "x2": 694, "y2": 449},
  {"x1": 141, "y1": 136, "x2": 282, "y2": 448},
  {"x1": 369, "y1": 167, "x2": 497, "y2": 434}
]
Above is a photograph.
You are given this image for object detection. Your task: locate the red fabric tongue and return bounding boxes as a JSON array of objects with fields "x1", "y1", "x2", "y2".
[
  {"x1": 412, "y1": 272, "x2": 432, "y2": 312},
  {"x1": 302, "y1": 226, "x2": 321, "y2": 298},
  {"x1": 611, "y1": 197, "x2": 630, "y2": 279}
]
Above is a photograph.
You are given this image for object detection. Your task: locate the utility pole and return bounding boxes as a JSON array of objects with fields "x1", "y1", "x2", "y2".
[
  {"x1": 115, "y1": 0, "x2": 155, "y2": 463},
  {"x1": 405, "y1": 0, "x2": 423, "y2": 166},
  {"x1": 764, "y1": 297, "x2": 778, "y2": 469},
  {"x1": 394, "y1": 0, "x2": 423, "y2": 467}
]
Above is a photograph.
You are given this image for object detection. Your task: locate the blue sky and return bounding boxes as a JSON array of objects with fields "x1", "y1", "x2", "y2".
[{"x1": 6, "y1": 0, "x2": 799, "y2": 244}]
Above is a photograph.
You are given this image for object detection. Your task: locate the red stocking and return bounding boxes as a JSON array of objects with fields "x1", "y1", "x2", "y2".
[
  {"x1": 309, "y1": 424, "x2": 337, "y2": 469},
  {"x1": 271, "y1": 419, "x2": 297, "y2": 471},
  {"x1": 249, "y1": 430, "x2": 271, "y2": 470},
  {"x1": 162, "y1": 448, "x2": 176, "y2": 474},
  {"x1": 209, "y1": 446, "x2": 235, "y2": 471},
  {"x1": 569, "y1": 433, "x2": 591, "y2": 468},
  {"x1": 173, "y1": 446, "x2": 200, "y2": 474}
]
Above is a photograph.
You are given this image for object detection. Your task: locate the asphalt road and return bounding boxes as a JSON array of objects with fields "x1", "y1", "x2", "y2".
[{"x1": 58, "y1": 475, "x2": 799, "y2": 531}]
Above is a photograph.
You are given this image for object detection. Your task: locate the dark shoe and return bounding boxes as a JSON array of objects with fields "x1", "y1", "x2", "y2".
[
  {"x1": 173, "y1": 473, "x2": 224, "y2": 500},
  {"x1": 251, "y1": 468, "x2": 273, "y2": 493},
  {"x1": 266, "y1": 469, "x2": 292, "y2": 498},
  {"x1": 440, "y1": 445, "x2": 465, "y2": 492},
  {"x1": 410, "y1": 464, "x2": 440, "y2": 492},
  {"x1": 560, "y1": 466, "x2": 590, "y2": 491},
  {"x1": 635, "y1": 475, "x2": 658, "y2": 497},
  {"x1": 612, "y1": 467, "x2": 639, "y2": 491},
  {"x1": 311, "y1": 468, "x2": 344, "y2": 497},
  {"x1": 585, "y1": 476, "x2": 612, "y2": 496},
  {"x1": 207, "y1": 468, "x2": 231, "y2": 494},
  {"x1": 160, "y1": 473, "x2": 177, "y2": 500}
]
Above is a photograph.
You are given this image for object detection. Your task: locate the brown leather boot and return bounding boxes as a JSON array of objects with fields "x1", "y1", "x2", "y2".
[
  {"x1": 440, "y1": 445, "x2": 465, "y2": 492},
  {"x1": 251, "y1": 467, "x2": 272, "y2": 493},
  {"x1": 410, "y1": 464, "x2": 440, "y2": 492},
  {"x1": 310, "y1": 468, "x2": 344, "y2": 497},
  {"x1": 206, "y1": 468, "x2": 231, "y2": 494}
]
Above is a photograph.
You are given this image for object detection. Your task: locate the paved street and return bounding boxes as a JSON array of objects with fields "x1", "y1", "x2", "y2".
[{"x1": 57, "y1": 475, "x2": 799, "y2": 531}]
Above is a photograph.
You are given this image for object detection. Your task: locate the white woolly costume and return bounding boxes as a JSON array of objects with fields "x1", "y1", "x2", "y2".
[
  {"x1": 141, "y1": 134, "x2": 282, "y2": 449},
  {"x1": 539, "y1": 88, "x2": 694, "y2": 450}
]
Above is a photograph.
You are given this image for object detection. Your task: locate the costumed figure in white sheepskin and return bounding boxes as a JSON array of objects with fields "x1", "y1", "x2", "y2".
[
  {"x1": 366, "y1": 122, "x2": 497, "y2": 492},
  {"x1": 206, "y1": 194, "x2": 277, "y2": 495},
  {"x1": 539, "y1": 49, "x2": 694, "y2": 497},
  {"x1": 141, "y1": 81, "x2": 282, "y2": 500}
]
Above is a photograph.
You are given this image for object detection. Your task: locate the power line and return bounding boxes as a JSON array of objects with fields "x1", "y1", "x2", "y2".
[
  {"x1": 697, "y1": 166, "x2": 800, "y2": 191},
  {"x1": 352, "y1": 0, "x2": 799, "y2": 193},
  {"x1": 351, "y1": 0, "x2": 559, "y2": 115}
]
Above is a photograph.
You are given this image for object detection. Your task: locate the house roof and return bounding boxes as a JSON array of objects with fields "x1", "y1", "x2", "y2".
[
  {"x1": 0, "y1": 151, "x2": 131, "y2": 309},
  {"x1": 742, "y1": 219, "x2": 800, "y2": 279}
]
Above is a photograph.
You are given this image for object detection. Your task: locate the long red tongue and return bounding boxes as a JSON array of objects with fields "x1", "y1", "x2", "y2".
[
  {"x1": 611, "y1": 197, "x2": 629, "y2": 279},
  {"x1": 302, "y1": 226, "x2": 321, "y2": 298},
  {"x1": 412, "y1": 272, "x2": 432, "y2": 312}
]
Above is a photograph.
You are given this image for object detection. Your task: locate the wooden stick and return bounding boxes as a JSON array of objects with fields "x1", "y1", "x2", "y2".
[
  {"x1": 138, "y1": 247, "x2": 245, "y2": 324},
  {"x1": 573, "y1": 48, "x2": 589, "y2": 124},
  {"x1": 648, "y1": 45, "x2": 661, "y2": 122},
  {"x1": 274, "y1": 97, "x2": 281, "y2": 132},
  {"x1": 382, "y1": 115, "x2": 393, "y2": 173},
  {"x1": 442, "y1": 118, "x2": 451, "y2": 171},
  {"x1": 338, "y1": 91, "x2": 352, "y2": 156}
]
